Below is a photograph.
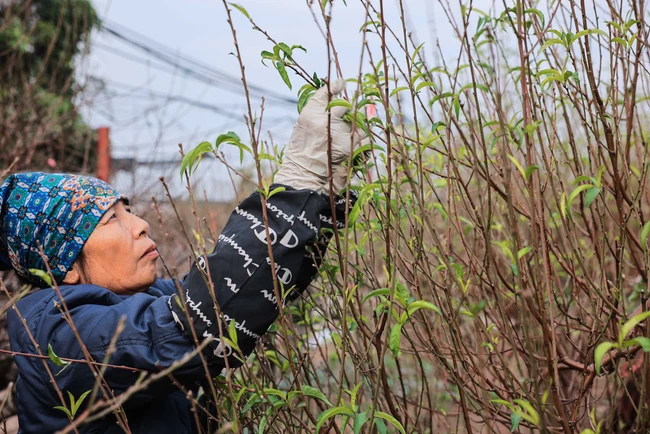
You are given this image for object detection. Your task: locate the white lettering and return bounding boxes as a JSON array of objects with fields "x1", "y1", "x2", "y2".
[
  {"x1": 197, "y1": 256, "x2": 207, "y2": 273},
  {"x1": 266, "y1": 257, "x2": 293, "y2": 285},
  {"x1": 261, "y1": 289, "x2": 286, "y2": 310},
  {"x1": 320, "y1": 214, "x2": 345, "y2": 229},
  {"x1": 185, "y1": 293, "x2": 212, "y2": 328},
  {"x1": 218, "y1": 234, "x2": 259, "y2": 276},
  {"x1": 298, "y1": 211, "x2": 318, "y2": 234},
  {"x1": 279, "y1": 230, "x2": 299, "y2": 248},
  {"x1": 222, "y1": 314, "x2": 261, "y2": 339},
  {"x1": 224, "y1": 277, "x2": 240, "y2": 294},
  {"x1": 200, "y1": 334, "x2": 232, "y2": 358},
  {"x1": 261, "y1": 289, "x2": 278, "y2": 306},
  {"x1": 266, "y1": 202, "x2": 295, "y2": 225},
  {"x1": 253, "y1": 225, "x2": 278, "y2": 245}
]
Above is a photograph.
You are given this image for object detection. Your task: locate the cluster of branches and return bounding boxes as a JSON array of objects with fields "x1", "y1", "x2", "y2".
[
  {"x1": 0, "y1": 0, "x2": 99, "y2": 175},
  {"x1": 185, "y1": 0, "x2": 650, "y2": 432}
]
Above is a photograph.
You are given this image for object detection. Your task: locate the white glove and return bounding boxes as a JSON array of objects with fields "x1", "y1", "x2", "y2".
[{"x1": 275, "y1": 79, "x2": 364, "y2": 194}]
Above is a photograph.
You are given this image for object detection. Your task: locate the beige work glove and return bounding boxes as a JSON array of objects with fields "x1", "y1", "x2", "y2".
[{"x1": 275, "y1": 79, "x2": 364, "y2": 194}]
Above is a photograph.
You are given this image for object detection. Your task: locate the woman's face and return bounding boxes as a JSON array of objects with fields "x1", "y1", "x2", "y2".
[{"x1": 64, "y1": 201, "x2": 159, "y2": 294}]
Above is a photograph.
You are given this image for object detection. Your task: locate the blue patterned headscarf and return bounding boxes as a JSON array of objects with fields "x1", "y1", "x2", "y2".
[{"x1": 0, "y1": 173, "x2": 124, "y2": 286}]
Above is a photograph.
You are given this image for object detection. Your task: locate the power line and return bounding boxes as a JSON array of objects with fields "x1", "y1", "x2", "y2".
[
  {"x1": 99, "y1": 20, "x2": 299, "y2": 107},
  {"x1": 90, "y1": 77, "x2": 298, "y2": 123}
]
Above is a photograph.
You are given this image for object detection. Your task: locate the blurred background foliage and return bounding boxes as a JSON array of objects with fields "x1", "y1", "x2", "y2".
[{"x1": 0, "y1": 0, "x2": 99, "y2": 174}]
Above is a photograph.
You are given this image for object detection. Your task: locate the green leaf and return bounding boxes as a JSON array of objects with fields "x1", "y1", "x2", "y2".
[
  {"x1": 297, "y1": 87, "x2": 316, "y2": 113},
  {"x1": 431, "y1": 121, "x2": 446, "y2": 133},
  {"x1": 641, "y1": 221, "x2": 650, "y2": 251},
  {"x1": 594, "y1": 341, "x2": 617, "y2": 374},
  {"x1": 266, "y1": 186, "x2": 286, "y2": 199},
  {"x1": 71, "y1": 390, "x2": 91, "y2": 417},
  {"x1": 517, "y1": 246, "x2": 533, "y2": 260},
  {"x1": 374, "y1": 412, "x2": 406, "y2": 434},
  {"x1": 300, "y1": 385, "x2": 332, "y2": 406},
  {"x1": 619, "y1": 311, "x2": 650, "y2": 344},
  {"x1": 389, "y1": 323, "x2": 402, "y2": 357},
  {"x1": 510, "y1": 263, "x2": 519, "y2": 276},
  {"x1": 352, "y1": 143, "x2": 384, "y2": 164},
  {"x1": 230, "y1": 141, "x2": 252, "y2": 164},
  {"x1": 573, "y1": 175, "x2": 595, "y2": 184},
  {"x1": 67, "y1": 391, "x2": 76, "y2": 416},
  {"x1": 566, "y1": 184, "x2": 593, "y2": 215},
  {"x1": 429, "y1": 92, "x2": 453, "y2": 106},
  {"x1": 407, "y1": 300, "x2": 441, "y2": 316},
  {"x1": 348, "y1": 381, "x2": 364, "y2": 410},
  {"x1": 353, "y1": 412, "x2": 368, "y2": 434},
  {"x1": 574, "y1": 28, "x2": 608, "y2": 40},
  {"x1": 361, "y1": 288, "x2": 391, "y2": 303},
  {"x1": 584, "y1": 187, "x2": 600, "y2": 207},
  {"x1": 624, "y1": 337, "x2": 650, "y2": 351},
  {"x1": 411, "y1": 42, "x2": 425, "y2": 63},
  {"x1": 560, "y1": 192, "x2": 567, "y2": 219},
  {"x1": 374, "y1": 418, "x2": 387, "y2": 434},
  {"x1": 278, "y1": 42, "x2": 292, "y2": 58},
  {"x1": 315, "y1": 406, "x2": 355, "y2": 432},
  {"x1": 493, "y1": 240, "x2": 514, "y2": 262},
  {"x1": 242, "y1": 393, "x2": 262, "y2": 413},
  {"x1": 215, "y1": 131, "x2": 241, "y2": 147},
  {"x1": 325, "y1": 98, "x2": 352, "y2": 111},
  {"x1": 275, "y1": 62, "x2": 292, "y2": 90},
  {"x1": 257, "y1": 417, "x2": 269, "y2": 434},
  {"x1": 491, "y1": 399, "x2": 515, "y2": 412},
  {"x1": 29, "y1": 269, "x2": 53, "y2": 287},
  {"x1": 48, "y1": 344, "x2": 69, "y2": 367},
  {"x1": 262, "y1": 388, "x2": 287, "y2": 400},
  {"x1": 459, "y1": 82, "x2": 489, "y2": 93},
  {"x1": 524, "y1": 120, "x2": 542, "y2": 137},
  {"x1": 54, "y1": 405, "x2": 72, "y2": 419},
  {"x1": 510, "y1": 412, "x2": 522, "y2": 432},
  {"x1": 524, "y1": 8, "x2": 545, "y2": 27},
  {"x1": 507, "y1": 154, "x2": 526, "y2": 179},
  {"x1": 596, "y1": 165, "x2": 606, "y2": 187},
  {"x1": 538, "y1": 38, "x2": 565, "y2": 52},
  {"x1": 512, "y1": 399, "x2": 540, "y2": 425},
  {"x1": 415, "y1": 81, "x2": 436, "y2": 92},
  {"x1": 228, "y1": 320, "x2": 238, "y2": 347},
  {"x1": 180, "y1": 141, "x2": 213, "y2": 178},
  {"x1": 229, "y1": 3, "x2": 251, "y2": 19}
]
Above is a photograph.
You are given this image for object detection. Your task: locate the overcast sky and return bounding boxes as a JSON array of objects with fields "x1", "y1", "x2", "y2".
[{"x1": 78, "y1": 0, "x2": 499, "y2": 200}]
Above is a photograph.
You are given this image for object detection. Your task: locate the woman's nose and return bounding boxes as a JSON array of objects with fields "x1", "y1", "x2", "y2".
[{"x1": 130, "y1": 214, "x2": 150, "y2": 238}]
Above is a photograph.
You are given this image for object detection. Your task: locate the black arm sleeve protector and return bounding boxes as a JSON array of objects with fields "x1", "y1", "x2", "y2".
[
  {"x1": 289, "y1": 192, "x2": 357, "y2": 301},
  {"x1": 168, "y1": 186, "x2": 356, "y2": 368}
]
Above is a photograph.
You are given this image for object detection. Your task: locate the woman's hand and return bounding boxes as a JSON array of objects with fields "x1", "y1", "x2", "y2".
[{"x1": 274, "y1": 79, "x2": 364, "y2": 194}]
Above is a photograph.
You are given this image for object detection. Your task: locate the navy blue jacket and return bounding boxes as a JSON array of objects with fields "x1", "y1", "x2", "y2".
[{"x1": 7, "y1": 187, "x2": 352, "y2": 433}]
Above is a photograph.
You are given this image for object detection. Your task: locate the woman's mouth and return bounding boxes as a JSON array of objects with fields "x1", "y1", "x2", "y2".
[{"x1": 142, "y1": 245, "x2": 159, "y2": 259}]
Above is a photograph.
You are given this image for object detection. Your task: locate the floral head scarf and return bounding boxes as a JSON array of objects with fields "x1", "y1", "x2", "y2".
[{"x1": 0, "y1": 172, "x2": 124, "y2": 286}]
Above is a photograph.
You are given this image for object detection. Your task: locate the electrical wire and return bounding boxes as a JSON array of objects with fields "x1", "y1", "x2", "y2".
[{"x1": 100, "y1": 21, "x2": 298, "y2": 107}]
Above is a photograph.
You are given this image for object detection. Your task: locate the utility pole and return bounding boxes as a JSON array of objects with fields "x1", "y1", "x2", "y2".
[{"x1": 97, "y1": 127, "x2": 111, "y2": 182}]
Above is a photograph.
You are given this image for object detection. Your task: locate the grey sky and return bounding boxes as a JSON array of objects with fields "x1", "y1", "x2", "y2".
[{"x1": 80, "y1": 0, "x2": 495, "y2": 200}]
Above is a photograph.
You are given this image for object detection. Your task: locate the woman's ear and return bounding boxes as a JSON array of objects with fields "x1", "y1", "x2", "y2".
[{"x1": 62, "y1": 266, "x2": 82, "y2": 285}]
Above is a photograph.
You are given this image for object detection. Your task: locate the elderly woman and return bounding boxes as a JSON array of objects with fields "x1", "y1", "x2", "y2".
[{"x1": 0, "y1": 81, "x2": 360, "y2": 433}]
